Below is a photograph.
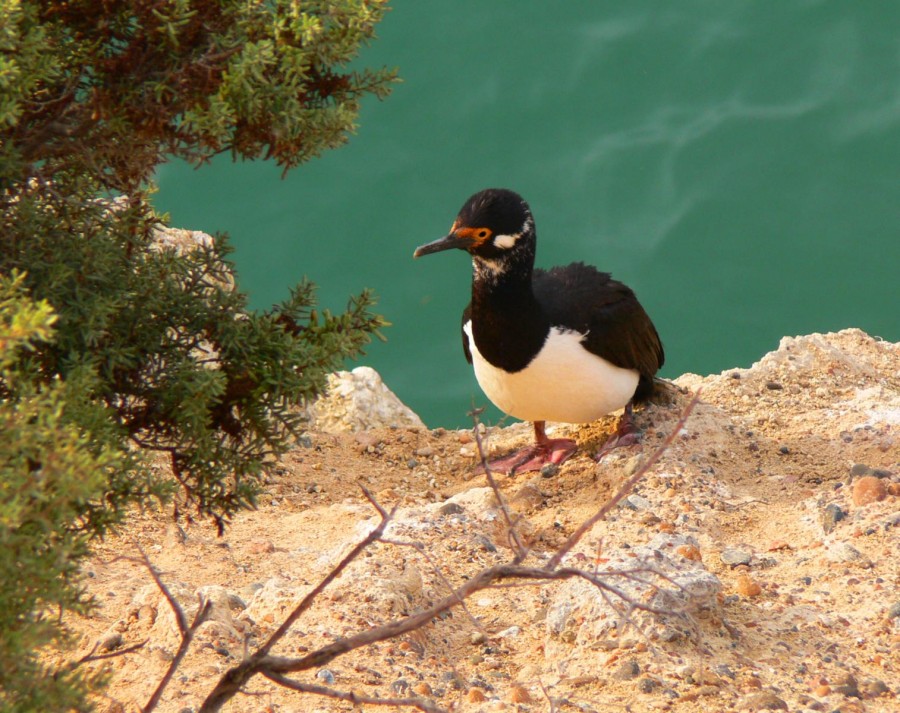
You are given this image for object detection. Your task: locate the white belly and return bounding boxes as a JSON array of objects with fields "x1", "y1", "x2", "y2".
[{"x1": 463, "y1": 322, "x2": 640, "y2": 423}]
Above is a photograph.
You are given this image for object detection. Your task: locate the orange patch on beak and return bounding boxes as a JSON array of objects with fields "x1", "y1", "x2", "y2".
[{"x1": 454, "y1": 226, "x2": 493, "y2": 247}]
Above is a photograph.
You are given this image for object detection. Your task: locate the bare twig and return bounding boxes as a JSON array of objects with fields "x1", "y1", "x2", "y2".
[
  {"x1": 199, "y1": 488, "x2": 395, "y2": 712},
  {"x1": 70, "y1": 639, "x2": 148, "y2": 669},
  {"x1": 140, "y1": 545, "x2": 213, "y2": 713},
  {"x1": 546, "y1": 393, "x2": 699, "y2": 570},
  {"x1": 469, "y1": 408, "x2": 528, "y2": 562},
  {"x1": 255, "y1": 487, "x2": 395, "y2": 660},
  {"x1": 262, "y1": 672, "x2": 445, "y2": 713}
]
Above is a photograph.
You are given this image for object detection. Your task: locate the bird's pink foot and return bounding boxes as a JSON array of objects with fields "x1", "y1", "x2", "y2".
[
  {"x1": 485, "y1": 437, "x2": 577, "y2": 475},
  {"x1": 595, "y1": 403, "x2": 639, "y2": 461}
]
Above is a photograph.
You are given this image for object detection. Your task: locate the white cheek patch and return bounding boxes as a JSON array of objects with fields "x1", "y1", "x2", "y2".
[{"x1": 493, "y1": 233, "x2": 519, "y2": 249}]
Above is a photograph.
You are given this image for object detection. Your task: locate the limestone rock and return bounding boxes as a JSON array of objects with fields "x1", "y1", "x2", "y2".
[
  {"x1": 308, "y1": 366, "x2": 426, "y2": 433},
  {"x1": 545, "y1": 534, "x2": 722, "y2": 650}
]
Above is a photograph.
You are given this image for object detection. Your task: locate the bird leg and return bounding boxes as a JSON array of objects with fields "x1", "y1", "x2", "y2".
[
  {"x1": 483, "y1": 421, "x2": 577, "y2": 475},
  {"x1": 594, "y1": 401, "x2": 639, "y2": 460}
]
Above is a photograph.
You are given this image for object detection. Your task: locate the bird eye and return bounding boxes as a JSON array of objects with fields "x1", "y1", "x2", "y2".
[{"x1": 476, "y1": 228, "x2": 491, "y2": 240}]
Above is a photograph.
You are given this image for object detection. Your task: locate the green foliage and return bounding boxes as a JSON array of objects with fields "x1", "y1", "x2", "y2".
[
  {"x1": 0, "y1": 0, "x2": 393, "y2": 706},
  {"x1": 0, "y1": 274, "x2": 111, "y2": 712},
  {"x1": 0, "y1": 0, "x2": 396, "y2": 189},
  {"x1": 1, "y1": 0, "x2": 394, "y2": 521}
]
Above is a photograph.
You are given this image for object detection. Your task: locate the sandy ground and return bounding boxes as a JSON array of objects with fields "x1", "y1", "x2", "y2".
[{"x1": 56, "y1": 329, "x2": 899, "y2": 713}]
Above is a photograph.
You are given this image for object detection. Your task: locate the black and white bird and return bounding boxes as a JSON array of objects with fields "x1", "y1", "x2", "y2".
[{"x1": 414, "y1": 188, "x2": 664, "y2": 474}]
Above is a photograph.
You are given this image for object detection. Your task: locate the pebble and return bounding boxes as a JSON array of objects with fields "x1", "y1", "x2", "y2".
[
  {"x1": 737, "y1": 690, "x2": 788, "y2": 710},
  {"x1": 831, "y1": 672, "x2": 859, "y2": 698},
  {"x1": 887, "y1": 601, "x2": 900, "y2": 619},
  {"x1": 540, "y1": 462, "x2": 559, "y2": 478},
  {"x1": 612, "y1": 658, "x2": 641, "y2": 680},
  {"x1": 390, "y1": 679, "x2": 410, "y2": 694},
  {"x1": 98, "y1": 631, "x2": 123, "y2": 652},
  {"x1": 441, "y1": 671, "x2": 466, "y2": 691},
  {"x1": 316, "y1": 668, "x2": 335, "y2": 684},
  {"x1": 736, "y1": 573, "x2": 763, "y2": 597},
  {"x1": 852, "y1": 475, "x2": 887, "y2": 506},
  {"x1": 676, "y1": 544, "x2": 702, "y2": 561},
  {"x1": 826, "y1": 542, "x2": 863, "y2": 563},
  {"x1": 466, "y1": 687, "x2": 487, "y2": 703},
  {"x1": 507, "y1": 685, "x2": 532, "y2": 703},
  {"x1": 412, "y1": 682, "x2": 433, "y2": 696},
  {"x1": 438, "y1": 502, "x2": 465, "y2": 517},
  {"x1": 415, "y1": 446, "x2": 434, "y2": 457},
  {"x1": 859, "y1": 678, "x2": 890, "y2": 699},
  {"x1": 624, "y1": 494, "x2": 652, "y2": 511},
  {"x1": 721, "y1": 548, "x2": 752, "y2": 566},
  {"x1": 496, "y1": 625, "x2": 520, "y2": 638},
  {"x1": 849, "y1": 463, "x2": 872, "y2": 477},
  {"x1": 247, "y1": 539, "x2": 275, "y2": 554},
  {"x1": 637, "y1": 677, "x2": 659, "y2": 693},
  {"x1": 821, "y1": 503, "x2": 846, "y2": 534}
]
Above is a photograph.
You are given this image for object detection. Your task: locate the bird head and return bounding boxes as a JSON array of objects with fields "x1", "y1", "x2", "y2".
[{"x1": 414, "y1": 189, "x2": 536, "y2": 275}]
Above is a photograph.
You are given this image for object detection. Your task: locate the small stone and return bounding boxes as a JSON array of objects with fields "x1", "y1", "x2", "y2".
[
  {"x1": 390, "y1": 679, "x2": 410, "y2": 694},
  {"x1": 859, "y1": 678, "x2": 890, "y2": 699},
  {"x1": 737, "y1": 690, "x2": 788, "y2": 710},
  {"x1": 714, "y1": 664, "x2": 736, "y2": 679},
  {"x1": 98, "y1": 631, "x2": 123, "y2": 652},
  {"x1": 438, "y1": 502, "x2": 464, "y2": 517},
  {"x1": 676, "y1": 544, "x2": 702, "y2": 561},
  {"x1": 637, "y1": 677, "x2": 660, "y2": 693},
  {"x1": 765, "y1": 381, "x2": 783, "y2": 390},
  {"x1": 415, "y1": 446, "x2": 434, "y2": 457},
  {"x1": 612, "y1": 659, "x2": 641, "y2": 680},
  {"x1": 822, "y1": 503, "x2": 846, "y2": 533},
  {"x1": 852, "y1": 476, "x2": 887, "y2": 506},
  {"x1": 624, "y1": 494, "x2": 652, "y2": 511},
  {"x1": 466, "y1": 688, "x2": 487, "y2": 703},
  {"x1": 496, "y1": 625, "x2": 520, "y2": 638},
  {"x1": 849, "y1": 463, "x2": 872, "y2": 477},
  {"x1": 887, "y1": 602, "x2": 900, "y2": 619},
  {"x1": 316, "y1": 669, "x2": 335, "y2": 684},
  {"x1": 412, "y1": 682, "x2": 433, "y2": 696},
  {"x1": 540, "y1": 462, "x2": 559, "y2": 478},
  {"x1": 406, "y1": 458, "x2": 419, "y2": 469},
  {"x1": 441, "y1": 671, "x2": 466, "y2": 691},
  {"x1": 736, "y1": 574, "x2": 762, "y2": 597},
  {"x1": 827, "y1": 542, "x2": 863, "y2": 563},
  {"x1": 470, "y1": 631, "x2": 486, "y2": 645},
  {"x1": 832, "y1": 672, "x2": 860, "y2": 698},
  {"x1": 720, "y1": 548, "x2": 752, "y2": 566},
  {"x1": 507, "y1": 685, "x2": 532, "y2": 703},
  {"x1": 247, "y1": 539, "x2": 275, "y2": 554}
]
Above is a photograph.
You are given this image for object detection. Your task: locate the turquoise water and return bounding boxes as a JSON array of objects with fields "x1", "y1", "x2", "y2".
[{"x1": 154, "y1": 2, "x2": 900, "y2": 428}]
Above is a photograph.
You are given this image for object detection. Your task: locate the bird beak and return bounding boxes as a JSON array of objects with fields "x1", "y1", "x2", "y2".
[{"x1": 413, "y1": 232, "x2": 476, "y2": 258}]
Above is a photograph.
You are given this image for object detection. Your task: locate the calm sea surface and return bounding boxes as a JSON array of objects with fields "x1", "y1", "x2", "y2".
[{"x1": 155, "y1": 2, "x2": 900, "y2": 428}]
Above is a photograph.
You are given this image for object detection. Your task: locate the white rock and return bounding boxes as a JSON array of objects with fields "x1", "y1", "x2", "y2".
[
  {"x1": 308, "y1": 366, "x2": 426, "y2": 433},
  {"x1": 545, "y1": 537, "x2": 721, "y2": 650}
]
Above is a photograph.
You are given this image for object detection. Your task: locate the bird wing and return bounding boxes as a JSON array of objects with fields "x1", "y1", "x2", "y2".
[
  {"x1": 532, "y1": 263, "x2": 665, "y2": 380},
  {"x1": 461, "y1": 303, "x2": 473, "y2": 364}
]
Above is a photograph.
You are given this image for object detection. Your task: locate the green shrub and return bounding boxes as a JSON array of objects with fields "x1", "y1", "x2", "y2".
[{"x1": 0, "y1": 0, "x2": 394, "y2": 706}]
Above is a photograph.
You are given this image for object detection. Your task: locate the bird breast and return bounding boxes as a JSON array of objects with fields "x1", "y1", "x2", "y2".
[{"x1": 462, "y1": 322, "x2": 640, "y2": 423}]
